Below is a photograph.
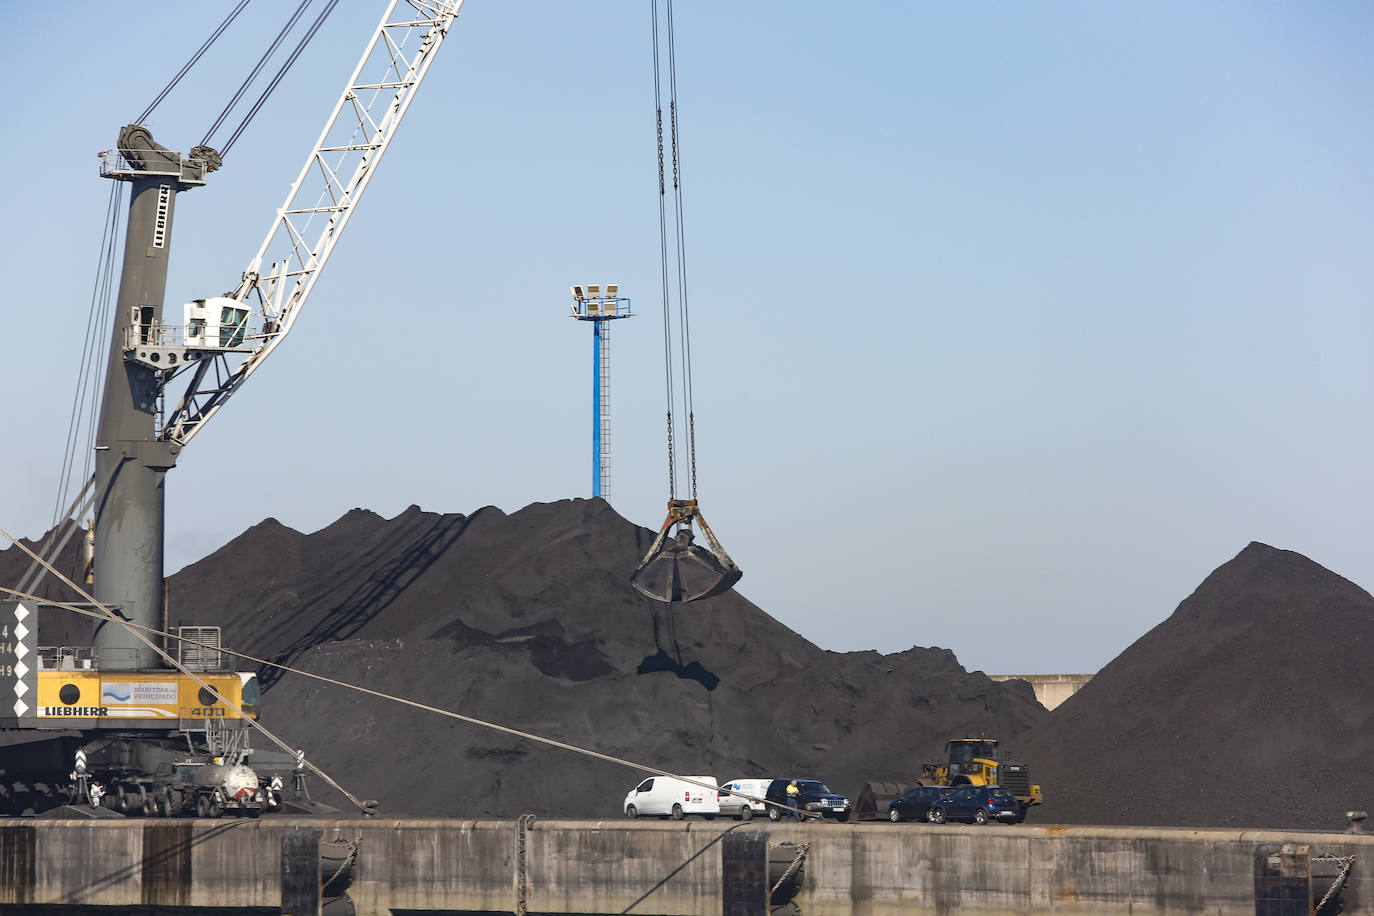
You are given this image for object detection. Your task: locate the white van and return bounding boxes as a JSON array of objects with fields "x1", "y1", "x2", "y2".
[
  {"x1": 717, "y1": 778, "x2": 771, "y2": 820},
  {"x1": 623, "y1": 775, "x2": 720, "y2": 820}
]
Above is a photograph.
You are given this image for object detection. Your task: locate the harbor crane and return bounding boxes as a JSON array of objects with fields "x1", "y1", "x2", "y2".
[{"x1": 0, "y1": 0, "x2": 465, "y2": 817}]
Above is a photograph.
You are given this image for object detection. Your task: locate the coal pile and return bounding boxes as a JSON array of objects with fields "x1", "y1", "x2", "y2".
[
  {"x1": 159, "y1": 498, "x2": 1046, "y2": 818},
  {"x1": 9, "y1": 507, "x2": 1370, "y2": 831},
  {"x1": 1020, "y1": 541, "x2": 1374, "y2": 831}
]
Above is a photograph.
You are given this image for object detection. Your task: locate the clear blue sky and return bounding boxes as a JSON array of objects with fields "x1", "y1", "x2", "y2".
[{"x1": 3, "y1": 2, "x2": 1372, "y2": 675}]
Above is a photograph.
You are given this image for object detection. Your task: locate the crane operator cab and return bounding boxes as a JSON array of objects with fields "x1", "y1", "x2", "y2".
[{"x1": 631, "y1": 499, "x2": 742, "y2": 603}]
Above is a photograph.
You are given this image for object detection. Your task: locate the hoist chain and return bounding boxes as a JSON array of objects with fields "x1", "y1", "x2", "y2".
[
  {"x1": 656, "y1": 108, "x2": 666, "y2": 195},
  {"x1": 666, "y1": 412, "x2": 677, "y2": 499},
  {"x1": 688, "y1": 413, "x2": 698, "y2": 500},
  {"x1": 670, "y1": 100, "x2": 680, "y2": 190}
]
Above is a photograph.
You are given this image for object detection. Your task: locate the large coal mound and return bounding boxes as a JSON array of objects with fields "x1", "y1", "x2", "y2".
[
  {"x1": 162, "y1": 498, "x2": 1047, "y2": 818},
  {"x1": 1020, "y1": 541, "x2": 1374, "y2": 831}
]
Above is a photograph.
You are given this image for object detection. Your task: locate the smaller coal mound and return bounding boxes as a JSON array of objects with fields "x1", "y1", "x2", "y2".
[{"x1": 1021, "y1": 541, "x2": 1374, "y2": 831}]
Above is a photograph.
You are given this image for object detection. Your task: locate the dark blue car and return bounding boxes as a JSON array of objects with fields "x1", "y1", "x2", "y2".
[
  {"x1": 886, "y1": 785, "x2": 951, "y2": 823},
  {"x1": 927, "y1": 786, "x2": 1022, "y2": 825}
]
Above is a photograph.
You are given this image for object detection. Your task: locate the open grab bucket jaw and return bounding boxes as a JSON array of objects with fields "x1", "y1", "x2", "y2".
[{"x1": 630, "y1": 499, "x2": 742, "y2": 603}]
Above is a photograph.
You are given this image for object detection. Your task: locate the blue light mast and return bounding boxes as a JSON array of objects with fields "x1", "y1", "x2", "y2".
[{"x1": 570, "y1": 284, "x2": 632, "y2": 500}]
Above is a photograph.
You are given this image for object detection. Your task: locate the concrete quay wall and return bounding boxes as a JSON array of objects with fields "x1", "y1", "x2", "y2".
[{"x1": 0, "y1": 816, "x2": 1367, "y2": 915}]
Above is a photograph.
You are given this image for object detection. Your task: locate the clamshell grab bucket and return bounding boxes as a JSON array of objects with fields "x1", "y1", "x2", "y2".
[{"x1": 631, "y1": 499, "x2": 742, "y2": 603}]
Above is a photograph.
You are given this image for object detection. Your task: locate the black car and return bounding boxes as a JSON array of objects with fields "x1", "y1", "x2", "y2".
[
  {"x1": 927, "y1": 785, "x2": 1022, "y2": 825},
  {"x1": 886, "y1": 785, "x2": 951, "y2": 823},
  {"x1": 765, "y1": 778, "x2": 852, "y2": 822}
]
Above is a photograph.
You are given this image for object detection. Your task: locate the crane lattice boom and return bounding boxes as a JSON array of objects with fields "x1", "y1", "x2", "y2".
[{"x1": 163, "y1": 0, "x2": 465, "y2": 447}]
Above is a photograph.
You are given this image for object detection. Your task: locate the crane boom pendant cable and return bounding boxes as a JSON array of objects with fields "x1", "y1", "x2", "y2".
[
  {"x1": 630, "y1": 0, "x2": 741, "y2": 604},
  {"x1": 135, "y1": 0, "x2": 252, "y2": 126},
  {"x1": 135, "y1": 0, "x2": 345, "y2": 165},
  {"x1": 220, "y1": 0, "x2": 344, "y2": 156},
  {"x1": 201, "y1": 0, "x2": 315, "y2": 150}
]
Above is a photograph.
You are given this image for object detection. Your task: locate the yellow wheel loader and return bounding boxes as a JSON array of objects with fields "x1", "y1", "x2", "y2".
[{"x1": 919, "y1": 738, "x2": 1042, "y2": 819}]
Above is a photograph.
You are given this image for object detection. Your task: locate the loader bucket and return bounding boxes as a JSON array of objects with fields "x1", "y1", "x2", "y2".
[{"x1": 631, "y1": 528, "x2": 742, "y2": 603}]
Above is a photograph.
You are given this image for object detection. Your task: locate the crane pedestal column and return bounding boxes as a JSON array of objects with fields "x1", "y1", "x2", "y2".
[{"x1": 93, "y1": 142, "x2": 203, "y2": 671}]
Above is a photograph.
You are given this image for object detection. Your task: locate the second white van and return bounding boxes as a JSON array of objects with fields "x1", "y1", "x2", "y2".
[
  {"x1": 717, "y1": 778, "x2": 772, "y2": 820},
  {"x1": 623, "y1": 775, "x2": 720, "y2": 820}
]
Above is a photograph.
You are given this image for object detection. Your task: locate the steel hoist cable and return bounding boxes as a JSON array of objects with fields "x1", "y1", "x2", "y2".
[
  {"x1": 53, "y1": 182, "x2": 122, "y2": 531},
  {"x1": 651, "y1": 0, "x2": 698, "y2": 501},
  {"x1": 631, "y1": 0, "x2": 743, "y2": 604},
  {"x1": 663, "y1": 0, "x2": 699, "y2": 501},
  {"x1": 651, "y1": 0, "x2": 679, "y2": 500},
  {"x1": 33, "y1": 181, "x2": 125, "y2": 596}
]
